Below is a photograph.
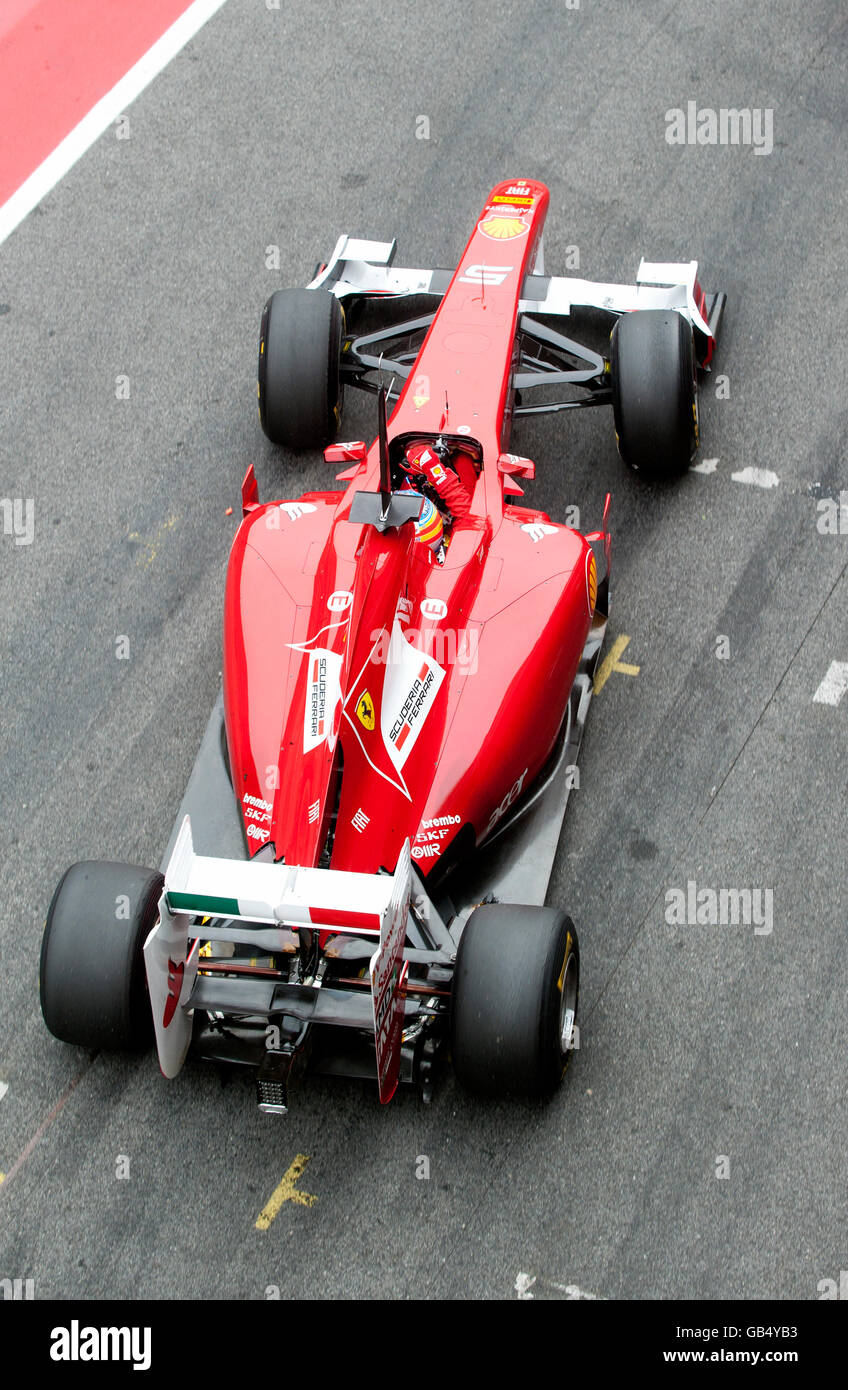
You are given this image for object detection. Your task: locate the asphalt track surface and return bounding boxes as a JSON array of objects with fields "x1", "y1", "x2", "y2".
[{"x1": 1, "y1": 0, "x2": 846, "y2": 1302}]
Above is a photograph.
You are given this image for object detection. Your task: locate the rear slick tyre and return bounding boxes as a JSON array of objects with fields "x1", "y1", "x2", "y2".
[
  {"x1": 40, "y1": 862, "x2": 163, "y2": 1051},
  {"x1": 451, "y1": 904, "x2": 579, "y2": 1096}
]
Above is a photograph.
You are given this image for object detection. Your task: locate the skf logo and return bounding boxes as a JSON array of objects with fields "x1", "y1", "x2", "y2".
[
  {"x1": 356, "y1": 691, "x2": 375, "y2": 730},
  {"x1": 327, "y1": 590, "x2": 353, "y2": 612}
]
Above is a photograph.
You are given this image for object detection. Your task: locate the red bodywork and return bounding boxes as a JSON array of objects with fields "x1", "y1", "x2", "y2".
[{"x1": 223, "y1": 180, "x2": 597, "y2": 879}]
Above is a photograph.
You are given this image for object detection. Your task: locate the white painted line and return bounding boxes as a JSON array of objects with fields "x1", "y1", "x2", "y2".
[
  {"x1": 515, "y1": 1270, "x2": 600, "y2": 1300},
  {"x1": 0, "y1": 1082, "x2": 8, "y2": 1102},
  {"x1": 813, "y1": 661, "x2": 848, "y2": 707},
  {"x1": 0, "y1": 0, "x2": 231, "y2": 249},
  {"x1": 691, "y1": 457, "x2": 719, "y2": 474},
  {"x1": 731, "y1": 466, "x2": 780, "y2": 489},
  {"x1": 545, "y1": 1280, "x2": 599, "y2": 1300}
]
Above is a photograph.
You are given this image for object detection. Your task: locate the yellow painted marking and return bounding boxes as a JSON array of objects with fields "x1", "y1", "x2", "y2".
[
  {"x1": 0, "y1": 1173, "x2": 5, "y2": 1184},
  {"x1": 594, "y1": 634, "x2": 640, "y2": 694},
  {"x1": 255, "y1": 1154, "x2": 317, "y2": 1229},
  {"x1": 127, "y1": 515, "x2": 178, "y2": 569}
]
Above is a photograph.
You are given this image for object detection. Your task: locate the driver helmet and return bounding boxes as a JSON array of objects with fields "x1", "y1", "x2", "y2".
[{"x1": 398, "y1": 483, "x2": 444, "y2": 553}]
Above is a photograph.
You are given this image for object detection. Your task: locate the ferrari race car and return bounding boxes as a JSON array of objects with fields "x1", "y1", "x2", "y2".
[{"x1": 40, "y1": 180, "x2": 725, "y2": 1111}]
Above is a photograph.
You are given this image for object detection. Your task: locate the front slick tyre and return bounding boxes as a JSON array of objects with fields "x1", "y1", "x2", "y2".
[
  {"x1": 258, "y1": 287, "x2": 343, "y2": 449},
  {"x1": 610, "y1": 308, "x2": 698, "y2": 480},
  {"x1": 451, "y1": 904, "x2": 579, "y2": 1097}
]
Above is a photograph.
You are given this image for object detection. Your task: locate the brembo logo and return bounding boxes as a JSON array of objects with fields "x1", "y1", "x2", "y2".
[{"x1": 421, "y1": 814, "x2": 461, "y2": 829}]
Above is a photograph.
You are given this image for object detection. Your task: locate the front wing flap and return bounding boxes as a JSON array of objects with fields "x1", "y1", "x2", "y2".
[{"x1": 307, "y1": 235, "x2": 720, "y2": 343}]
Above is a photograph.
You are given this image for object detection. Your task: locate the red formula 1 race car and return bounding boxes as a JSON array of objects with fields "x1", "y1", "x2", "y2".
[{"x1": 40, "y1": 180, "x2": 725, "y2": 1111}]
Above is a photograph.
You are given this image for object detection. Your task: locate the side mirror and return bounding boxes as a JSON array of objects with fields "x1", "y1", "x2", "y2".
[
  {"x1": 324, "y1": 440, "x2": 368, "y2": 465},
  {"x1": 497, "y1": 452, "x2": 535, "y2": 480}
]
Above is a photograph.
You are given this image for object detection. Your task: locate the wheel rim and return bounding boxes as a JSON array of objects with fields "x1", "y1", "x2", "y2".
[{"x1": 559, "y1": 950, "x2": 578, "y2": 1052}]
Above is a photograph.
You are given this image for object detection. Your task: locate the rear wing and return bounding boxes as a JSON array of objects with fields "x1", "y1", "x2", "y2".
[
  {"x1": 162, "y1": 814, "x2": 398, "y2": 933},
  {"x1": 143, "y1": 815, "x2": 412, "y2": 1081}
]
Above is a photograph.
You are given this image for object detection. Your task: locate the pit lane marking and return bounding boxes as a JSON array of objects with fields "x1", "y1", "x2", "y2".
[
  {"x1": 0, "y1": 1077, "x2": 7, "y2": 1183},
  {"x1": 813, "y1": 661, "x2": 848, "y2": 707},
  {"x1": 594, "y1": 634, "x2": 640, "y2": 694},
  {"x1": 127, "y1": 514, "x2": 177, "y2": 568},
  {"x1": 690, "y1": 459, "x2": 782, "y2": 489},
  {"x1": 255, "y1": 1154, "x2": 318, "y2": 1229},
  {"x1": 515, "y1": 1272, "x2": 600, "y2": 1300},
  {"x1": 731, "y1": 465, "x2": 780, "y2": 489},
  {"x1": 0, "y1": 0, "x2": 231, "y2": 247}
]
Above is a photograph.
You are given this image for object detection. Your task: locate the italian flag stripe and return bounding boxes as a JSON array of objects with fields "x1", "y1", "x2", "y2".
[{"x1": 168, "y1": 891, "x2": 242, "y2": 917}]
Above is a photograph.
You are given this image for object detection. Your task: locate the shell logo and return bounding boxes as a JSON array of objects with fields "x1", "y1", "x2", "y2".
[
  {"x1": 478, "y1": 205, "x2": 529, "y2": 241},
  {"x1": 586, "y1": 550, "x2": 598, "y2": 616}
]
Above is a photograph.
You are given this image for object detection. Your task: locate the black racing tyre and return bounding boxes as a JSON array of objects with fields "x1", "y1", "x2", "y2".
[
  {"x1": 40, "y1": 862, "x2": 163, "y2": 1051},
  {"x1": 451, "y1": 904, "x2": 579, "y2": 1096},
  {"x1": 258, "y1": 287, "x2": 344, "y2": 449},
  {"x1": 610, "y1": 309, "x2": 698, "y2": 480}
]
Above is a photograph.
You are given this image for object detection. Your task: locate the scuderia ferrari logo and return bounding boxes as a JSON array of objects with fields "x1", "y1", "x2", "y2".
[
  {"x1": 302, "y1": 648, "x2": 343, "y2": 753},
  {"x1": 343, "y1": 621, "x2": 446, "y2": 800},
  {"x1": 388, "y1": 662, "x2": 436, "y2": 755},
  {"x1": 356, "y1": 691, "x2": 375, "y2": 730}
]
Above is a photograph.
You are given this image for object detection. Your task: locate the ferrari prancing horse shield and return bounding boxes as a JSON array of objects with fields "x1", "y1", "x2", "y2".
[{"x1": 356, "y1": 691, "x2": 375, "y2": 730}]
